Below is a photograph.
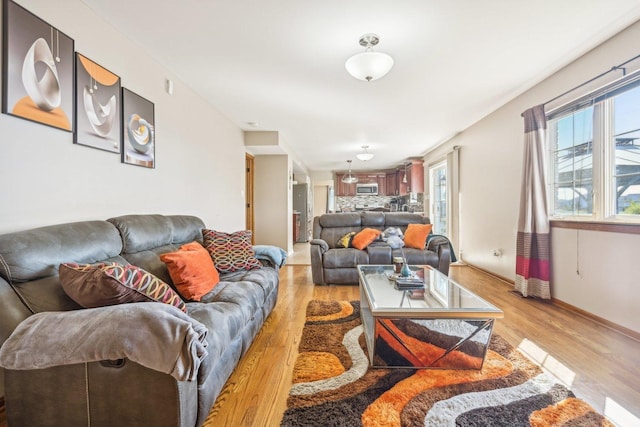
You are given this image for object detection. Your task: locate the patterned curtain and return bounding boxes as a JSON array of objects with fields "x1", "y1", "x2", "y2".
[{"x1": 515, "y1": 105, "x2": 550, "y2": 299}]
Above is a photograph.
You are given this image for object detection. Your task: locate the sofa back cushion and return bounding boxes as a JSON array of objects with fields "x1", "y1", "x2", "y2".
[
  {"x1": 108, "y1": 214, "x2": 206, "y2": 284},
  {"x1": 360, "y1": 211, "x2": 385, "y2": 228},
  {"x1": 315, "y1": 213, "x2": 362, "y2": 249},
  {"x1": 383, "y1": 213, "x2": 429, "y2": 233},
  {"x1": 0, "y1": 220, "x2": 125, "y2": 314}
]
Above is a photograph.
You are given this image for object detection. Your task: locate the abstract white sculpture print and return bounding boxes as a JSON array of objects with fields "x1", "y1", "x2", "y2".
[
  {"x1": 83, "y1": 85, "x2": 116, "y2": 137},
  {"x1": 21, "y1": 38, "x2": 61, "y2": 111}
]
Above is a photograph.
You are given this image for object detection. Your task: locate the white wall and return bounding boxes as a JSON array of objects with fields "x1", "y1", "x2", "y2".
[
  {"x1": 253, "y1": 155, "x2": 292, "y2": 252},
  {"x1": 0, "y1": 0, "x2": 246, "y2": 234},
  {"x1": 424, "y1": 20, "x2": 640, "y2": 333},
  {"x1": 551, "y1": 228, "x2": 637, "y2": 332}
]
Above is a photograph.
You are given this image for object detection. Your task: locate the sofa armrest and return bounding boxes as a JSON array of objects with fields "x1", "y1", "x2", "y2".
[
  {"x1": 427, "y1": 236, "x2": 452, "y2": 275},
  {"x1": 0, "y1": 302, "x2": 208, "y2": 382},
  {"x1": 253, "y1": 245, "x2": 287, "y2": 268},
  {"x1": 310, "y1": 239, "x2": 329, "y2": 285},
  {"x1": 310, "y1": 238, "x2": 329, "y2": 252}
]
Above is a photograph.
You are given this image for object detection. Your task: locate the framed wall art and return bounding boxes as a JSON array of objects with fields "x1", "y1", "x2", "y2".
[
  {"x1": 74, "y1": 53, "x2": 121, "y2": 152},
  {"x1": 2, "y1": 0, "x2": 75, "y2": 131},
  {"x1": 121, "y1": 88, "x2": 155, "y2": 168}
]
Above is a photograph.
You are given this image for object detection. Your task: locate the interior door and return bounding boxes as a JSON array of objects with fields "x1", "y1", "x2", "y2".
[{"x1": 245, "y1": 154, "x2": 255, "y2": 243}]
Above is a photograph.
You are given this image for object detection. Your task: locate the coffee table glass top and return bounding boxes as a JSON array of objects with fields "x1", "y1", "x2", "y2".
[{"x1": 357, "y1": 265, "x2": 503, "y2": 318}]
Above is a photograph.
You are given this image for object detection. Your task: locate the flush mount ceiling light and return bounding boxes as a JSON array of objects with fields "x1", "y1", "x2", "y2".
[
  {"x1": 356, "y1": 145, "x2": 374, "y2": 161},
  {"x1": 341, "y1": 160, "x2": 358, "y2": 183},
  {"x1": 345, "y1": 33, "x2": 394, "y2": 82}
]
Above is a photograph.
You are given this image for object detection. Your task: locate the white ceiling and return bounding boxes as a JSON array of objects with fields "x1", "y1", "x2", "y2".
[{"x1": 81, "y1": 0, "x2": 640, "y2": 173}]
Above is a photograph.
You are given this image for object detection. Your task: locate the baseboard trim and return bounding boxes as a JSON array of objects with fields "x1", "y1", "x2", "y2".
[
  {"x1": 463, "y1": 263, "x2": 514, "y2": 288},
  {"x1": 551, "y1": 298, "x2": 640, "y2": 342},
  {"x1": 464, "y1": 262, "x2": 640, "y2": 343}
]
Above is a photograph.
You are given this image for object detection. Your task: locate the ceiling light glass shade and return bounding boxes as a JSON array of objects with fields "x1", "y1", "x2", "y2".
[
  {"x1": 341, "y1": 160, "x2": 358, "y2": 183},
  {"x1": 356, "y1": 152, "x2": 374, "y2": 161},
  {"x1": 341, "y1": 174, "x2": 358, "y2": 184},
  {"x1": 345, "y1": 51, "x2": 394, "y2": 82},
  {"x1": 356, "y1": 145, "x2": 374, "y2": 161}
]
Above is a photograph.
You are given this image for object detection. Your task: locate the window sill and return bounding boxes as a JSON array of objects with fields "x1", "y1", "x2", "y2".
[{"x1": 550, "y1": 219, "x2": 640, "y2": 234}]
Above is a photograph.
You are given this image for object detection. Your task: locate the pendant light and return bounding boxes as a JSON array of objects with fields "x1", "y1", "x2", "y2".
[
  {"x1": 356, "y1": 145, "x2": 374, "y2": 161},
  {"x1": 402, "y1": 163, "x2": 408, "y2": 184},
  {"x1": 341, "y1": 160, "x2": 358, "y2": 184},
  {"x1": 345, "y1": 34, "x2": 394, "y2": 82}
]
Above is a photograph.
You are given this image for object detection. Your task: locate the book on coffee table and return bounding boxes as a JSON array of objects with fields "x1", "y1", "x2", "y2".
[{"x1": 392, "y1": 276, "x2": 424, "y2": 290}]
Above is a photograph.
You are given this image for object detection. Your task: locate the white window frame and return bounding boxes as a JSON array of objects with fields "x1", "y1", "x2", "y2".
[{"x1": 547, "y1": 76, "x2": 640, "y2": 224}]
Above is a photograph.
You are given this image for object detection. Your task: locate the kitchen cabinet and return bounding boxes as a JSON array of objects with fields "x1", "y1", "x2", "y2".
[
  {"x1": 376, "y1": 174, "x2": 386, "y2": 196},
  {"x1": 398, "y1": 160, "x2": 424, "y2": 195},
  {"x1": 386, "y1": 171, "x2": 399, "y2": 196},
  {"x1": 356, "y1": 173, "x2": 378, "y2": 184},
  {"x1": 336, "y1": 167, "x2": 421, "y2": 196},
  {"x1": 293, "y1": 212, "x2": 300, "y2": 243},
  {"x1": 335, "y1": 174, "x2": 356, "y2": 196}
]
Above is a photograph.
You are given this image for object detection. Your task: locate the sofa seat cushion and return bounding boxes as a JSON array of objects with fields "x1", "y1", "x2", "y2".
[
  {"x1": 393, "y1": 248, "x2": 439, "y2": 268},
  {"x1": 186, "y1": 266, "x2": 279, "y2": 387},
  {"x1": 203, "y1": 268, "x2": 278, "y2": 302},
  {"x1": 186, "y1": 301, "x2": 245, "y2": 386},
  {"x1": 323, "y1": 248, "x2": 369, "y2": 269}
]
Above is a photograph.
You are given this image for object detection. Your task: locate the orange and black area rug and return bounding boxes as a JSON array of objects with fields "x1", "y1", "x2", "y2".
[{"x1": 281, "y1": 300, "x2": 612, "y2": 427}]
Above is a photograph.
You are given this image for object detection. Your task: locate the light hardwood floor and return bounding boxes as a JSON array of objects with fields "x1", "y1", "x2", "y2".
[
  {"x1": 2, "y1": 264, "x2": 638, "y2": 426},
  {"x1": 207, "y1": 264, "x2": 640, "y2": 426}
]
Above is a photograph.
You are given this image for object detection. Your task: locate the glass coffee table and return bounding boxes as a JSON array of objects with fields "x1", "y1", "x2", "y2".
[{"x1": 357, "y1": 264, "x2": 504, "y2": 369}]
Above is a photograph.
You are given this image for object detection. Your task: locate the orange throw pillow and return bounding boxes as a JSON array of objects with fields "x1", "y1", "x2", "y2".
[
  {"x1": 351, "y1": 228, "x2": 382, "y2": 250},
  {"x1": 160, "y1": 241, "x2": 220, "y2": 301},
  {"x1": 403, "y1": 223, "x2": 433, "y2": 250}
]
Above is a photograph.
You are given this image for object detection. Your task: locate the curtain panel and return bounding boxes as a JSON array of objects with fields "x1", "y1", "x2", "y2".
[{"x1": 515, "y1": 105, "x2": 551, "y2": 299}]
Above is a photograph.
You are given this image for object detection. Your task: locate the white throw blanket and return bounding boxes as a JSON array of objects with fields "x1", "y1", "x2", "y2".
[{"x1": 0, "y1": 302, "x2": 208, "y2": 382}]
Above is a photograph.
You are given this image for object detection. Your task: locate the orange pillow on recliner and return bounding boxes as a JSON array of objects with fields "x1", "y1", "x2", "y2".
[
  {"x1": 403, "y1": 224, "x2": 433, "y2": 250},
  {"x1": 351, "y1": 228, "x2": 382, "y2": 250},
  {"x1": 160, "y1": 241, "x2": 220, "y2": 301}
]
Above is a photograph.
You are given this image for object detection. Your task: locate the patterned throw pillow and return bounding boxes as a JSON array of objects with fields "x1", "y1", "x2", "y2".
[
  {"x1": 202, "y1": 229, "x2": 263, "y2": 274},
  {"x1": 59, "y1": 262, "x2": 187, "y2": 312},
  {"x1": 335, "y1": 231, "x2": 356, "y2": 248}
]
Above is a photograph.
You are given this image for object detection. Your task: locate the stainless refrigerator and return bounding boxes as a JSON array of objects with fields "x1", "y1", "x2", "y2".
[{"x1": 293, "y1": 183, "x2": 311, "y2": 242}]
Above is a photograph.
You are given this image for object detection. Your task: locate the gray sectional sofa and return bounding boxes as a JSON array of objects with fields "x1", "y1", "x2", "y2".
[
  {"x1": 0, "y1": 214, "x2": 280, "y2": 427},
  {"x1": 310, "y1": 211, "x2": 451, "y2": 285}
]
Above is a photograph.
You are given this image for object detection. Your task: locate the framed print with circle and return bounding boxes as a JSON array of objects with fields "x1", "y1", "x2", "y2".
[
  {"x1": 121, "y1": 88, "x2": 155, "y2": 168},
  {"x1": 2, "y1": 0, "x2": 75, "y2": 132},
  {"x1": 74, "y1": 53, "x2": 121, "y2": 153}
]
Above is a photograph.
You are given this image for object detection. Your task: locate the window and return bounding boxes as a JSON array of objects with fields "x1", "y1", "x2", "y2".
[{"x1": 548, "y1": 79, "x2": 640, "y2": 221}]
